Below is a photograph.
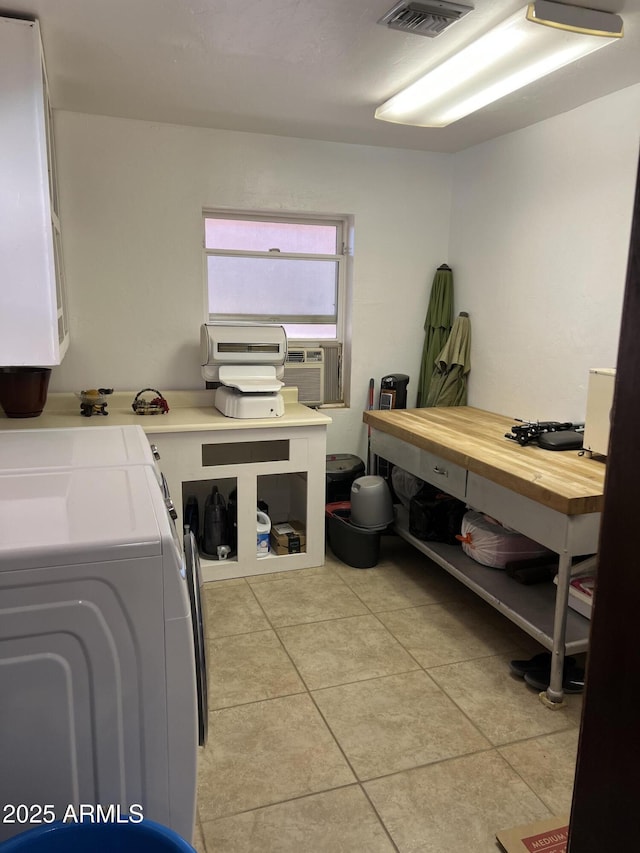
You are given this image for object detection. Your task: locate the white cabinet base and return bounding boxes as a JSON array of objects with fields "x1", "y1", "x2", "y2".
[{"x1": 150, "y1": 424, "x2": 327, "y2": 582}]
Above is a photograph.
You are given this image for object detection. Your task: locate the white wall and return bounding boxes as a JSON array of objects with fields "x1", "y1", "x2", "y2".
[
  {"x1": 52, "y1": 113, "x2": 452, "y2": 459},
  {"x1": 449, "y1": 83, "x2": 640, "y2": 422},
  {"x1": 52, "y1": 81, "x2": 640, "y2": 458}
]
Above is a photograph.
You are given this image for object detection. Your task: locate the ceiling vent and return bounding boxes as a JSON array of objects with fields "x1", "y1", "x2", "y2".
[{"x1": 378, "y1": 1, "x2": 473, "y2": 38}]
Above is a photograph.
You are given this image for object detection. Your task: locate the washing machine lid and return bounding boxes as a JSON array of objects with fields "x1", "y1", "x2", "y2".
[
  {"x1": 0, "y1": 465, "x2": 163, "y2": 570},
  {"x1": 0, "y1": 425, "x2": 154, "y2": 472}
]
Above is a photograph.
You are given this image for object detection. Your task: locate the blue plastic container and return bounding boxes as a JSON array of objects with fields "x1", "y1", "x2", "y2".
[{"x1": 0, "y1": 819, "x2": 196, "y2": 852}]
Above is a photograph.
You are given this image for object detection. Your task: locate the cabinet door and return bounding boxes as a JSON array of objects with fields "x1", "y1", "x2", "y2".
[
  {"x1": 418, "y1": 450, "x2": 467, "y2": 500},
  {"x1": 42, "y1": 59, "x2": 69, "y2": 350},
  {"x1": 0, "y1": 16, "x2": 69, "y2": 366}
]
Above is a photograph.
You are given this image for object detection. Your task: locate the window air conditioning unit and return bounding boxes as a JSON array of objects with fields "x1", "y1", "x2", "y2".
[{"x1": 284, "y1": 348, "x2": 325, "y2": 405}]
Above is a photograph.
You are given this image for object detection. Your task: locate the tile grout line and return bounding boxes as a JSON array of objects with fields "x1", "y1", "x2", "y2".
[
  {"x1": 197, "y1": 781, "x2": 402, "y2": 852},
  {"x1": 199, "y1": 557, "x2": 582, "y2": 846},
  {"x1": 496, "y1": 749, "x2": 571, "y2": 817},
  {"x1": 205, "y1": 563, "x2": 559, "y2": 741},
  {"x1": 205, "y1": 564, "x2": 583, "y2": 739},
  {"x1": 204, "y1": 569, "x2": 402, "y2": 847},
  {"x1": 207, "y1": 564, "x2": 503, "y2": 847}
]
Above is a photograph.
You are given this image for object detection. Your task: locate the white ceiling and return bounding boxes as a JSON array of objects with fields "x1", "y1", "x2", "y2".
[{"x1": 3, "y1": 0, "x2": 640, "y2": 152}]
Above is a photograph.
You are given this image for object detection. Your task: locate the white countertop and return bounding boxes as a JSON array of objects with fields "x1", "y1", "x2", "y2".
[{"x1": 0, "y1": 388, "x2": 332, "y2": 434}]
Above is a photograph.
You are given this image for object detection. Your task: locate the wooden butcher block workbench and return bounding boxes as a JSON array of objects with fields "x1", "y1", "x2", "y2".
[{"x1": 363, "y1": 406, "x2": 606, "y2": 705}]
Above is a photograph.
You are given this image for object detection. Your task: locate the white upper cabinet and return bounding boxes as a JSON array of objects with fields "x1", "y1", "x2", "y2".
[{"x1": 0, "y1": 16, "x2": 69, "y2": 366}]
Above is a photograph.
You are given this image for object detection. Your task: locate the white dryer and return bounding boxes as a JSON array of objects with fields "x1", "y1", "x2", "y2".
[{"x1": 0, "y1": 463, "x2": 207, "y2": 843}]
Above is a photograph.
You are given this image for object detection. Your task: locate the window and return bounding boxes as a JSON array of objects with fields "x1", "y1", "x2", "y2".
[{"x1": 204, "y1": 211, "x2": 349, "y2": 404}]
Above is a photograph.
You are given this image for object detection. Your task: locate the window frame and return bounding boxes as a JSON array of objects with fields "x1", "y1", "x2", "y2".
[{"x1": 203, "y1": 209, "x2": 347, "y2": 345}]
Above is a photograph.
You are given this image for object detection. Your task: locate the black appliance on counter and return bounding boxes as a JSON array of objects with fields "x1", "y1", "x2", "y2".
[
  {"x1": 377, "y1": 374, "x2": 409, "y2": 479},
  {"x1": 379, "y1": 374, "x2": 409, "y2": 411}
]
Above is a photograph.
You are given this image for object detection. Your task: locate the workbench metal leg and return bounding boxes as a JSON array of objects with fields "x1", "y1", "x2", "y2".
[{"x1": 544, "y1": 552, "x2": 572, "y2": 706}]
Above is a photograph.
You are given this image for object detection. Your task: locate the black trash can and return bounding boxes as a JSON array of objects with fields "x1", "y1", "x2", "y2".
[{"x1": 326, "y1": 454, "x2": 365, "y2": 503}]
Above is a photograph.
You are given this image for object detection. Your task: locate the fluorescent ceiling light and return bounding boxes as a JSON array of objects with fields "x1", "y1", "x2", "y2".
[{"x1": 375, "y1": 1, "x2": 623, "y2": 127}]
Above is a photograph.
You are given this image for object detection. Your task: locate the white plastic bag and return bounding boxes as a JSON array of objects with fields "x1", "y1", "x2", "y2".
[
  {"x1": 458, "y1": 510, "x2": 552, "y2": 569},
  {"x1": 391, "y1": 466, "x2": 424, "y2": 509}
]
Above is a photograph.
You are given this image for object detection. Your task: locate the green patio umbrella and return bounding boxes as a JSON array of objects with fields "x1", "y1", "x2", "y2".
[
  {"x1": 416, "y1": 264, "x2": 453, "y2": 406},
  {"x1": 425, "y1": 311, "x2": 471, "y2": 408}
]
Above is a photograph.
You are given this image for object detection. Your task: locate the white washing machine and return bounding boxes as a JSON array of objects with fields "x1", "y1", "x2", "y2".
[
  {"x1": 0, "y1": 424, "x2": 158, "y2": 470},
  {"x1": 0, "y1": 424, "x2": 178, "y2": 520},
  {"x1": 0, "y1": 461, "x2": 207, "y2": 843}
]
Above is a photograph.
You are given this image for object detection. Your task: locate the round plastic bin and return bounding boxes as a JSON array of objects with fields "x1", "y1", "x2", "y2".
[
  {"x1": 0, "y1": 819, "x2": 196, "y2": 852},
  {"x1": 350, "y1": 475, "x2": 394, "y2": 531}
]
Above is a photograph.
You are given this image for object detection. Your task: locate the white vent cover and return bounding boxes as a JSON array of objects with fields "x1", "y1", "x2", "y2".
[{"x1": 378, "y1": 1, "x2": 472, "y2": 37}]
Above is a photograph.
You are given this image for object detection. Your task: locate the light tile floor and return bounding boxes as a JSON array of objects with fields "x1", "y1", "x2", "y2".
[{"x1": 194, "y1": 535, "x2": 584, "y2": 853}]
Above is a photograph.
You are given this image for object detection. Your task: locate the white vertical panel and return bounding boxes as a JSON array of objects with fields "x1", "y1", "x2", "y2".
[{"x1": 0, "y1": 17, "x2": 65, "y2": 365}]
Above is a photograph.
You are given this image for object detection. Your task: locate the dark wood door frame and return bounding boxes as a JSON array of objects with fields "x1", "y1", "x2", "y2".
[{"x1": 569, "y1": 149, "x2": 640, "y2": 849}]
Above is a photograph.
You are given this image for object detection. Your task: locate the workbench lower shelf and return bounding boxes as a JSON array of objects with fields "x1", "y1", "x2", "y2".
[{"x1": 394, "y1": 507, "x2": 590, "y2": 655}]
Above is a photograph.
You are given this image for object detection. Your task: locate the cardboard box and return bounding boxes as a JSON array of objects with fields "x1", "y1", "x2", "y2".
[
  {"x1": 496, "y1": 815, "x2": 569, "y2": 852},
  {"x1": 568, "y1": 575, "x2": 595, "y2": 619},
  {"x1": 270, "y1": 520, "x2": 306, "y2": 555},
  {"x1": 553, "y1": 574, "x2": 595, "y2": 620}
]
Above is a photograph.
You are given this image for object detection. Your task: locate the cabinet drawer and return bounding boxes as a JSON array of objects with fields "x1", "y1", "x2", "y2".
[
  {"x1": 418, "y1": 451, "x2": 467, "y2": 500},
  {"x1": 370, "y1": 431, "x2": 420, "y2": 477},
  {"x1": 370, "y1": 430, "x2": 467, "y2": 501}
]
